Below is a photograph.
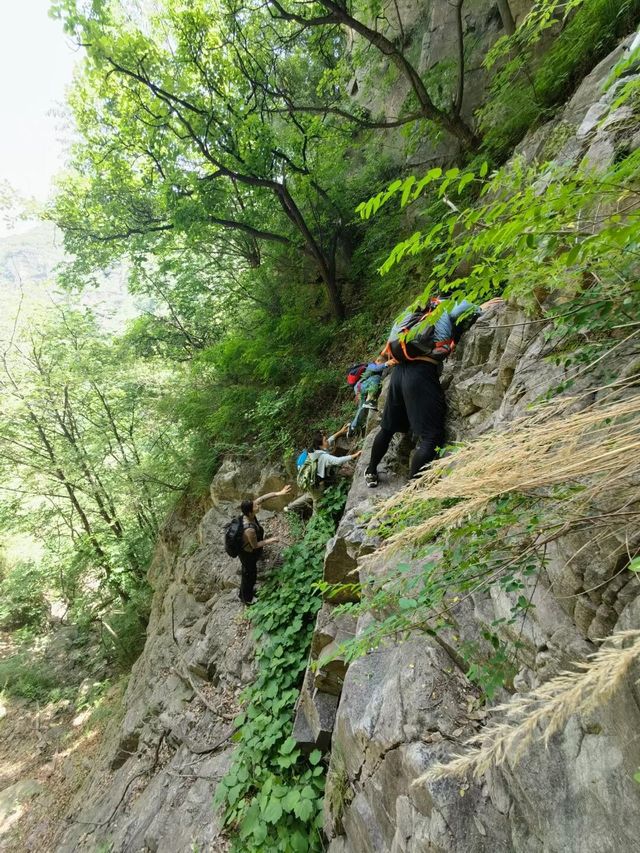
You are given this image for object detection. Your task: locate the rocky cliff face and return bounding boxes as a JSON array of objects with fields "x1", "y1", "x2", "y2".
[
  {"x1": 54, "y1": 32, "x2": 640, "y2": 853},
  {"x1": 53, "y1": 464, "x2": 289, "y2": 852},
  {"x1": 314, "y1": 39, "x2": 640, "y2": 853},
  {"x1": 319, "y1": 305, "x2": 640, "y2": 853},
  {"x1": 348, "y1": 0, "x2": 534, "y2": 166}
]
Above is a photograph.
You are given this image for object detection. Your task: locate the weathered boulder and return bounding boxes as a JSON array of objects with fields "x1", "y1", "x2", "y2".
[
  {"x1": 210, "y1": 457, "x2": 289, "y2": 508},
  {"x1": 325, "y1": 628, "x2": 513, "y2": 853},
  {"x1": 209, "y1": 456, "x2": 254, "y2": 505},
  {"x1": 486, "y1": 684, "x2": 640, "y2": 853}
]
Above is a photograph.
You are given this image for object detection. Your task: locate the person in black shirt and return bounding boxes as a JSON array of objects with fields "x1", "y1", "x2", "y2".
[
  {"x1": 238, "y1": 486, "x2": 291, "y2": 604},
  {"x1": 364, "y1": 297, "x2": 503, "y2": 487}
]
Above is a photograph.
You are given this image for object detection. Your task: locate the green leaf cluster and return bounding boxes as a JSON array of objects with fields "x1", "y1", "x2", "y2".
[
  {"x1": 356, "y1": 139, "x2": 640, "y2": 371},
  {"x1": 0, "y1": 559, "x2": 48, "y2": 631},
  {"x1": 479, "y1": 0, "x2": 640, "y2": 156},
  {"x1": 0, "y1": 305, "x2": 192, "y2": 663}
]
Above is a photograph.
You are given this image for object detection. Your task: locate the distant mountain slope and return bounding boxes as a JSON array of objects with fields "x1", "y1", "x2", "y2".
[
  {"x1": 0, "y1": 222, "x2": 63, "y2": 288},
  {"x1": 0, "y1": 221, "x2": 139, "y2": 331}
]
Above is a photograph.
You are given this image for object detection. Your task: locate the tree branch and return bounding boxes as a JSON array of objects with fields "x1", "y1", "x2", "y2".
[{"x1": 452, "y1": 0, "x2": 465, "y2": 116}]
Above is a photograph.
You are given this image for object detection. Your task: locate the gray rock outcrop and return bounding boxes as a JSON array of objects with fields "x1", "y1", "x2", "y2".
[
  {"x1": 323, "y1": 312, "x2": 640, "y2": 852},
  {"x1": 320, "y1": 40, "x2": 640, "y2": 852},
  {"x1": 54, "y1": 462, "x2": 289, "y2": 853}
]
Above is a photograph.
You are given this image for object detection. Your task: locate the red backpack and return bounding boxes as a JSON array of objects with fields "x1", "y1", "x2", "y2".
[{"x1": 346, "y1": 363, "x2": 367, "y2": 386}]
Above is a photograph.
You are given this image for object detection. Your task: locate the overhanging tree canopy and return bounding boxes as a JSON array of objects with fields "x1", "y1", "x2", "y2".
[{"x1": 52, "y1": 0, "x2": 357, "y2": 318}]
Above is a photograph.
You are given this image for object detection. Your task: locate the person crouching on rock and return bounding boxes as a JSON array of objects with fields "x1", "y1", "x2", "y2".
[{"x1": 238, "y1": 486, "x2": 291, "y2": 605}]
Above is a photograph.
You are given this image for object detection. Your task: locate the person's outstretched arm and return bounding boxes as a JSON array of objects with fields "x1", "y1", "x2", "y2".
[
  {"x1": 254, "y1": 485, "x2": 292, "y2": 509},
  {"x1": 328, "y1": 423, "x2": 351, "y2": 447},
  {"x1": 480, "y1": 297, "x2": 504, "y2": 311},
  {"x1": 436, "y1": 297, "x2": 505, "y2": 340},
  {"x1": 449, "y1": 297, "x2": 504, "y2": 319},
  {"x1": 322, "y1": 450, "x2": 362, "y2": 467},
  {"x1": 245, "y1": 527, "x2": 278, "y2": 551}
]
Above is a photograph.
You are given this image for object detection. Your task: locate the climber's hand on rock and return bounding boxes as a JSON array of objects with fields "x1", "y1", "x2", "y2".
[{"x1": 480, "y1": 297, "x2": 504, "y2": 310}]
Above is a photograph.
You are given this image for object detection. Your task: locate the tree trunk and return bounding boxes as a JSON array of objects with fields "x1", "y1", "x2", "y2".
[
  {"x1": 497, "y1": 0, "x2": 516, "y2": 35},
  {"x1": 275, "y1": 185, "x2": 346, "y2": 319}
]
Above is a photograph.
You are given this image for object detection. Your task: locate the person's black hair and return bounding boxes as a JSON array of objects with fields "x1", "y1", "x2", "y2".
[
  {"x1": 311, "y1": 430, "x2": 325, "y2": 450},
  {"x1": 241, "y1": 498, "x2": 254, "y2": 516}
]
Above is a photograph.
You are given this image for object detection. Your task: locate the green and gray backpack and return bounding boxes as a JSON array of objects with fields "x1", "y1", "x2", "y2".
[
  {"x1": 383, "y1": 296, "x2": 455, "y2": 363},
  {"x1": 296, "y1": 453, "x2": 320, "y2": 491}
]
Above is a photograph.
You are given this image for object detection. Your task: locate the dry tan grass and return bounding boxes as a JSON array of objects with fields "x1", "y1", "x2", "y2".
[
  {"x1": 366, "y1": 378, "x2": 640, "y2": 562},
  {"x1": 360, "y1": 377, "x2": 640, "y2": 783},
  {"x1": 415, "y1": 629, "x2": 640, "y2": 783}
]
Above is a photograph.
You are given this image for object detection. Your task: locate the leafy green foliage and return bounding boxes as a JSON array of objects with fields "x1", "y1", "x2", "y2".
[
  {"x1": 461, "y1": 634, "x2": 518, "y2": 700},
  {"x1": 0, "y1": 560, "x2": 48, "y2": 630},
  {"x1": 215, "y1": 486, "x2": 347, "y2": 851},
  {"x1": 356, "y1": 138, "x2": 640, "y2": 370},
  {"x1": 0, "y1": 305, "x2": 192, "y2": 665},
  {"x1": 0, "y1": 652, "x2": 62, "y2": 702},
  {"x1": 51, "y1": 0, "x2": 360, "y2": 319},
  {"x1": 479, "y1": 0, "x2": 640, "y2": 156}
]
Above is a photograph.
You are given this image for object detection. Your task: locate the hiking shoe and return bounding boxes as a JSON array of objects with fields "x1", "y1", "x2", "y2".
[
  {"x1": 363, "y1": 402, "x2": 377, "y2": 411},
  {"x1": 364, "y1": 469, "x2": 378, "y2": 488}
]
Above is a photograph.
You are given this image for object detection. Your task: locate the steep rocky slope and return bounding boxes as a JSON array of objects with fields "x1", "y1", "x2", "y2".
[
  {"x1": 47, "y1": 30, "x2": 640, "y2": 853},
  {"x1": 52, "y1": 467, "x2": 289, "y2": 852},
  {"x1": 320, "y1": 304, "x2": 640, "y2": 853},
  {"x1": 313, "y1": 41, "x2": 640, "y2": 852}
]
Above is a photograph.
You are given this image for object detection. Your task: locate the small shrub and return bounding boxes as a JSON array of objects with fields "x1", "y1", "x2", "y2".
[
  {"x1": 0, "y1": 653, "x2": 60, "y2": 702},
  {"x1": 0, "y1": 560, "x2": 48, "y2": 630}
]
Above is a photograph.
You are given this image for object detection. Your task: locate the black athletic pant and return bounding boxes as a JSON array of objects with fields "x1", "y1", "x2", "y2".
[
  {"x1": 367, "y1": 361, "x2": 446, "y2": 478},
  {"x1": 238, "y1": 550, "x2": 258, "y2": 603}
]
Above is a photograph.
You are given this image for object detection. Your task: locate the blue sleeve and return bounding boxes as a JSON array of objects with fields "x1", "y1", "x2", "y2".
[
  {"x1": 433, "y1": 300, "x2": 479, "y2": 340},
  {"x1": 448, "y1": 300, "x2": 479, "y2": 321}
]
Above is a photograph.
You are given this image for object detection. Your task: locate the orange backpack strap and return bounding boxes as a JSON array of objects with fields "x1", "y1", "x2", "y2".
[
  {"x1": 400, "y1": 338, "x2": 420, "y2": 361},
  {"x1": 433, "y1": 337, "x2": 455, "y2": 357}
]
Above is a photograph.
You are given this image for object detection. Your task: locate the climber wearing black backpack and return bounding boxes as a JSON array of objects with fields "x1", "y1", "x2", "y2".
[
  {"x1": 225, "y1": 485, "x2": 291, "y2": 604},
  {"x1": 364, "y1": 296, "x2": 503, "y2": 488}
]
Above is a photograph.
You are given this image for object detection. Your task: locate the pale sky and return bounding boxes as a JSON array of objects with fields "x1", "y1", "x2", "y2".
[{"x1": 0, "y1": 0, "x2": 78, "y2": 209}]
